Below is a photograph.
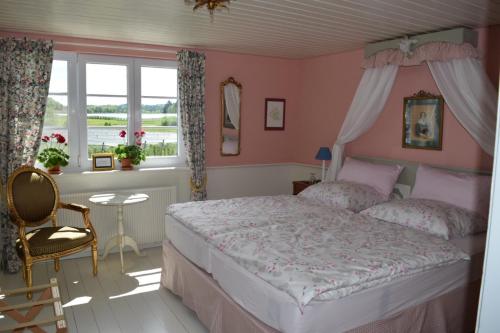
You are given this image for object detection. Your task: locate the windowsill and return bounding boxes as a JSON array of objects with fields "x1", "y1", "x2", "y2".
[{"x1": 44, "y1": 165, "x2": 190, "y2": 176}]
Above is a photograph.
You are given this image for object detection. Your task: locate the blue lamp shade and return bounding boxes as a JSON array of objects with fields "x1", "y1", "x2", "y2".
[{"x1": 315, "y1": 147, "x2": 332, "y2": 161}]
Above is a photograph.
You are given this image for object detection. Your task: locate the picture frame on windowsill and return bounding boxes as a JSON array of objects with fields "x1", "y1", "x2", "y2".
[{"x1": 92, "y1": 153, "x2": 115, "y2": 171}]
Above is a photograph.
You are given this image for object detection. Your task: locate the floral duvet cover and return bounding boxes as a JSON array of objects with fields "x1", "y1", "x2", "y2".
[{"x1": 168, "y1": 195, "x2": 469, "y2": 309}]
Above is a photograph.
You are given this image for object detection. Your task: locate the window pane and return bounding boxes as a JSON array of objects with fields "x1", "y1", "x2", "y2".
[
  {"x1": 86, "y1": 63, "x2": 127, "y2": 95},
  {"x1": 141, "y1": 98, "x2": 177, "y2": 157},
  {"x1": 48, "y1": 60, "x2": 68, "y2": 93},
  {"x1": 141, "y1": 67, "x2": 177, "y2": 97},
  {"x1": 41, "y1": 59, "x2": 69, "y2": 154},
  {"x1": 41, "y1": 95, "x2": 68, "y2": 149},
  {"x1": 87, "y1": 96, "x2": 128, "y2": 157}
]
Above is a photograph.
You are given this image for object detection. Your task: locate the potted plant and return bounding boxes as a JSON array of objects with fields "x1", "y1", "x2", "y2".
[
  {"x1": 114, "y1": 130, "x2": 146, "y2": 170},
  {"x1": 38, "y1": 133, "x2": 70, "y2": 174}
]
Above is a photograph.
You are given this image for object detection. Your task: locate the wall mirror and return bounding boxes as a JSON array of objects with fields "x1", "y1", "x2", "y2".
[{"x1": 220, "y1": 77, "x2": 242, "y2": 156}]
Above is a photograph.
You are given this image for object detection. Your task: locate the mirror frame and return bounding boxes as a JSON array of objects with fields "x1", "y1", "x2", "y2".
[{"x1": 220, "y1": 77, "x2": 242, "y2": 156}]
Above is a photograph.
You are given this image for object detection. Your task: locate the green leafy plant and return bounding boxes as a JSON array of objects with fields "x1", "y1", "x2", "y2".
[
  {"x1": 114, "y1": 130, "x2": 146, "y2": 165},
  {"x1": 38, "y1": 133, "x2": 70, "y2": 168}
]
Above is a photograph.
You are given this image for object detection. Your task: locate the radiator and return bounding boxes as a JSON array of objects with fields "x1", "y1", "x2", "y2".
[{"x1": 57, "y1": 186, "x2": 177, "y2": 254}]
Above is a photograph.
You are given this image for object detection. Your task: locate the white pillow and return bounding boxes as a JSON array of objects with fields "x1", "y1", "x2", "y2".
[
  {"x1": 298, "y1": 181, "x2": 386, "y2": 212},
  {"x1": 411, "y1": 164, "x2": 491, "y2": 218},
  {"x1": 337, "y1": 157, "x2": 404, "y2": 200},
  {"x1": 360, "y1": 198, "x2": 487, "y2": 239}
]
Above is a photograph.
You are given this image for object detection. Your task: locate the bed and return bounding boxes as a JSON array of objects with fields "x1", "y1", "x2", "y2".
[{"x1": 161, "y1": 158, "x2": 488, "y2": 333}]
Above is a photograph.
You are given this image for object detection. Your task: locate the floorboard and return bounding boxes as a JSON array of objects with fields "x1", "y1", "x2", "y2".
[{"x1": 0, "y1": 247, "x2": 208, "y2": 333}]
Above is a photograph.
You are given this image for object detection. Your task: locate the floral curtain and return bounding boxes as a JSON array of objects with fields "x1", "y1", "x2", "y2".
[
  {"x1": 0, "y1": 38, "x2": 53, "y2": 273},
  {"x1": 177, "y1": 50, "x2": 207, "y2": 201}
]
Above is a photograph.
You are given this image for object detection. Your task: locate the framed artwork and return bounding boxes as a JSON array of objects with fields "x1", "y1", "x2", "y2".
[
  {"x1": 92, "y1": 153, "x2": 115, "y2": 171},
  {"x1": 265, "y1": 98, "x2": 286, "y2": 130},
  {"x1": 402, "y1": 90, "x2": 444, "y2": 150}
]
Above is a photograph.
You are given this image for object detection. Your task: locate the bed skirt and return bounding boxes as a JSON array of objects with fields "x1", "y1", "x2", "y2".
[{"x1": 160, "y1": 241, "x2": 480, "y2": 333}]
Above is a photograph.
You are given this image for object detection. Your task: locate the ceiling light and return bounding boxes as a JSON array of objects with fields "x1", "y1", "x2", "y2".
[{"x1": 186, "y1": 0, "x2": 232, "y2": 20}]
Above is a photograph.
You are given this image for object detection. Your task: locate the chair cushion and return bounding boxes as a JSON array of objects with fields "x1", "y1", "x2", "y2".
[{"x1": 16, "y1": 226, "x2": 94, "y2": 257}]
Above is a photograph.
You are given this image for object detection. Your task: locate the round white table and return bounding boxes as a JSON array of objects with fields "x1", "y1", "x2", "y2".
[{"x1": 89, "y1": 193, "x2": 149, "y2": 273}]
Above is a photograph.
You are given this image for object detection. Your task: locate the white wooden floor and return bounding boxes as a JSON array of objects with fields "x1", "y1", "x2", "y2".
[{"x1": 0, "y1": 247, "x2": 209, "y2": 333}]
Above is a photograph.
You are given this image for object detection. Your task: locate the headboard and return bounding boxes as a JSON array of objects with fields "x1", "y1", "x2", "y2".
[{"x1": 354, "y1": 155, "x2": 492, "y2": 198}]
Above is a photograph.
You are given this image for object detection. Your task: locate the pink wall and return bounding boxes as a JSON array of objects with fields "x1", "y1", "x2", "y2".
[
  {"x1": 205, "y1": 50, "x2": 300, "y2": 166},
  {"x1": 294, "y1": 26, "x2": 500, "y2": 171}
]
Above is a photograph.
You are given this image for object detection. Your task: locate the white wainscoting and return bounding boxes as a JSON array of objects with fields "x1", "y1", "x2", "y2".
[{"x1": 206, "y1": 163, "x2": 322, "y2": 199}]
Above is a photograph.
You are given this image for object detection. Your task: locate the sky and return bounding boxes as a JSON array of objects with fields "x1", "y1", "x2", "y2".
[{"x1": 49, "y1": 60, "x2": 177, "y2": 106}]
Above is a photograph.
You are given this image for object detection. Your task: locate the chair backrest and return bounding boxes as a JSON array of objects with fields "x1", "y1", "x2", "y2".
[{"x1": 7, "y1": 166, "x2": 60, "y2": 227}]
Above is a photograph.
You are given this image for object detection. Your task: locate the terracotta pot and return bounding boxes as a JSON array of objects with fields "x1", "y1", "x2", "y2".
[
  {"x1": 120, "y1": 158, "x2": 133, "y2": 170},
  {"x1": 47, "y1": 165, "x2": 62, "y2": 175}
]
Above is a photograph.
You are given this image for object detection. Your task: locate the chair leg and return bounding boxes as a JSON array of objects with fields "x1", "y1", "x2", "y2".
[
  {"x1": 25, "y1": 264, "x2": 33, "y2": 300},
  {"x1": 22, "y1": 263, "x2": 26, "y2": 282},
  {"x1": 54, "y1": 258, "x2": 60, "y2": 272},
  {"x1": 91, "y1": 243, "x2": 98, "y2": 276}
]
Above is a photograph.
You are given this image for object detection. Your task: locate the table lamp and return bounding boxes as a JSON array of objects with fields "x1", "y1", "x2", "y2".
[{"x1": 315, "y1": 147, "x2": 332, "y2": 181}]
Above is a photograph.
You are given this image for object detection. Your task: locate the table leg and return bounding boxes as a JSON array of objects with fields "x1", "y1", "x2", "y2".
[
  {"x1": 118, "y1": 205, "x2": 125, "y2": 273},
  {"x1": 101, "y1": 235, "x2": 119, "y2": 259}
]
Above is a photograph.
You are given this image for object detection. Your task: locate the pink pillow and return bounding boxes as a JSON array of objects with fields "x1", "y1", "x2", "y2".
[
  {"x1": 411, "y1": 164, "x2": 492, "y2": 218},
  {"x1": 337, "y1": 157, "x2": 403, "y2": 199}
]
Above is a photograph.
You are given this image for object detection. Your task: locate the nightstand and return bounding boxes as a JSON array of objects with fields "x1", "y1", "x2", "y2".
[{"x1": 292, "y1": 180, "x2": 318, "y2": 195}]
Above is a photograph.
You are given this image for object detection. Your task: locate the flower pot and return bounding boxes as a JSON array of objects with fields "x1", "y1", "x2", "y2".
[
  {"x1": 120, "y1": 158, "x2": 133, "y2": 170},
  {"x1": 47, "y1": 165, "x2": 62, "y2": 175}
]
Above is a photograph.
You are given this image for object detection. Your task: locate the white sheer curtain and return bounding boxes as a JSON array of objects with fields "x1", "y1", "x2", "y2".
[
  {"x1": 224, "y1": 83, "x2": 240, "y2": 129},
  {"x1": 428, "y1": 58, "x2": 498, "y2": 155},
  {"x1": 326, "y1": 65, "x2": 399, "y2": 180}
]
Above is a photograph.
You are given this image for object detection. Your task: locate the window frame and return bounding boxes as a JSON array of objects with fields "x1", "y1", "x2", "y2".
[
  {"x1": 46, "y1": 51, "x2": 78, "y2": 168},
  {"x1": 47, "y1": 51, "x2": 184, "y2": 171},
  {"x1": 133, "y1": 58, "x2": 184, "y2": 168}
]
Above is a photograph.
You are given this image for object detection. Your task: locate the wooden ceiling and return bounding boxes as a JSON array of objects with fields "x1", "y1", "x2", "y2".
[{"x1": 1, "y1": 0, "x2": 500, "y2": 58}]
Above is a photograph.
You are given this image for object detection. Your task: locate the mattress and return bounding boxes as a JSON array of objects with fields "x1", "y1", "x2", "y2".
[{"x1": 165, "y1": 214, "x2": 485, "y2": 333}]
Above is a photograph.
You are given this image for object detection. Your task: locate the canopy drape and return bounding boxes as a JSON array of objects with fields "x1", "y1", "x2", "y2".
[
  {"x1": 327, "y1": 42, "x2": 497, "y2": 180},
  {"x1": 428, "y1": 58, "x2": 497, "y2": 155},
  {"x1": 326, "y1": 65, "x2": 398, "y2": 180}
]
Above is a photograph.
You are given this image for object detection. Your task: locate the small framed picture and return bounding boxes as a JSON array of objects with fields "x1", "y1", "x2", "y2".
[
  {"x1": 92, "y1": 153, "x2": 115, "y2": 171},
  {"x1": 402, "y1": 91, "x2": 444, "y2": 150},
  {"x1": 265, "y1": 98, "x2": 286, "y2": 130}
]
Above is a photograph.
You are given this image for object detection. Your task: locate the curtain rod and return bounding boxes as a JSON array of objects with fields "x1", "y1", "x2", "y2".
[{"x1": 55, "y1": 40, "x2": 179, "y2": 54}]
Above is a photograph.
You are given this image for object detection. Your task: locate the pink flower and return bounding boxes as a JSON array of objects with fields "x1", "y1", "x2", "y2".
[
  {"x1": 56, "y1": 134, "x2": 66, "y2": 144},
  {"x1": 134, "y1": 130, "x2": 146, "y2": 138},
  {"x1": 119, "y1": 130, "x2": 126, "y2": 138}
]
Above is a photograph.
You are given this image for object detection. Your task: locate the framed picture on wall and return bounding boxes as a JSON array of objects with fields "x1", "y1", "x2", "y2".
[
  {"x1": 265, "y1": 98, "x2": 286, "y2": 130},
  {"x1": 402, "y1": 90, "x2": 444, "y2": 150}
]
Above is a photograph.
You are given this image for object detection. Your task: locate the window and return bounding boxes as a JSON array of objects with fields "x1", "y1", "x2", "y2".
[
  {"x1": 85, "y1": 62, "x2": 129, "y2": 157},
  {"x1": 140, "y1": 66, "x2": 178, "y2": 157},
  {"x1": 41, "y1": 52, "x2": 77, "y2": 166},
  {"x1": 40, "y1": 52, "x2": 183, "y2": 170}
]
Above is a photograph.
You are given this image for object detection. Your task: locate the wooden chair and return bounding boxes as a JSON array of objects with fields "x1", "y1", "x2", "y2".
[{"x1": 6, "y1": 166, "x2": 98, "y2": 299}]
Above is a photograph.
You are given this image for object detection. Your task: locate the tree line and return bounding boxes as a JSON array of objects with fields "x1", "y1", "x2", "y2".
[{"x1": 47, "y1": 96, "x2": 178, "y2": 114}]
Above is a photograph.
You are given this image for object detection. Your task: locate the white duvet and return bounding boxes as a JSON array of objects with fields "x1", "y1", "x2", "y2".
[{"x1": 168, "y1": 196, "x2": 469, "y2": 309}]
